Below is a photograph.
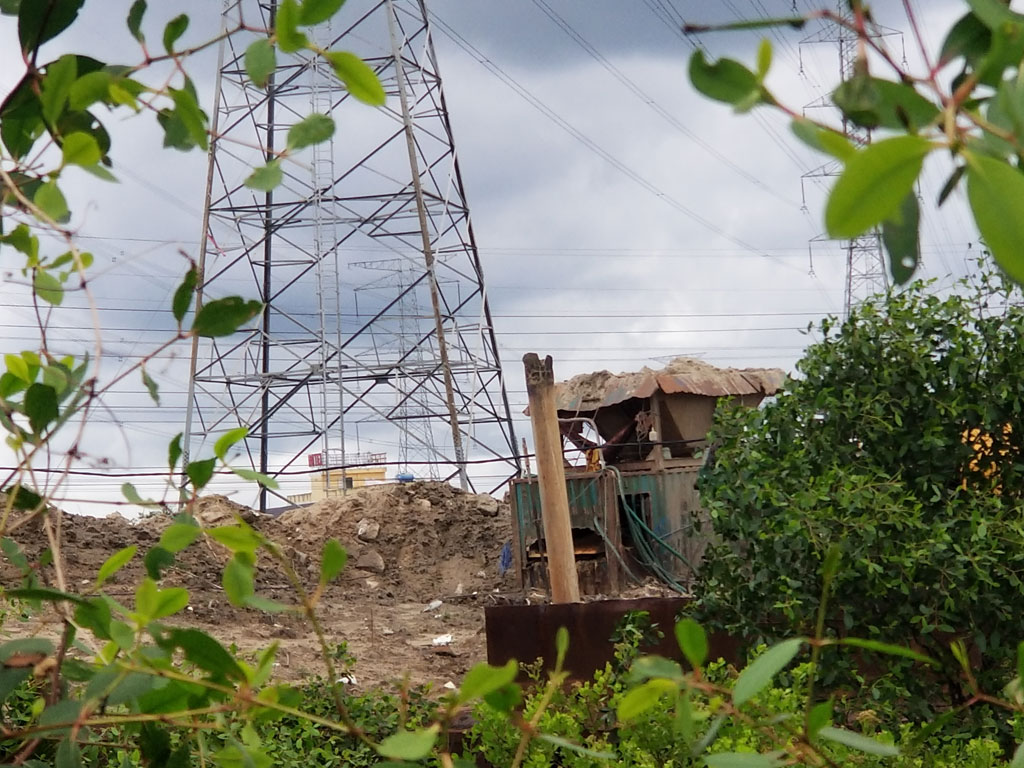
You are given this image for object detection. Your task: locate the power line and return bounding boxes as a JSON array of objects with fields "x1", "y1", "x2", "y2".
[
  {"x1": 531, "y1": 0, "x2": 797, "y2": 207},
  {"x1": 428, "y1": 10, "x2": 768, "y2": 254}
]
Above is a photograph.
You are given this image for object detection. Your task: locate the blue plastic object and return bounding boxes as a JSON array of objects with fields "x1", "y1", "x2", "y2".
[
  {"x1": 395, "y1": 472, "x2": 415, "y2": 483},
  {"x1": 499, "y1": 541, "x2": 513, "y2": 575}
]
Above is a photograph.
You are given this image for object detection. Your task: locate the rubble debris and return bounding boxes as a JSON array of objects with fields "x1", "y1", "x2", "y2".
[
  {"x1": 355, "y1": 549, "x2": 386, "y2": 574},
  {"x1": 356, "y1": 518, "x2": 380, "y2": 542},
  {"x1": 474, "y1": 495, "x2": 500, "y2": 517}
]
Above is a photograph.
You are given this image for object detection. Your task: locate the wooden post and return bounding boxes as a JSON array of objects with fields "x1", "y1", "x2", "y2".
[{"x1": 523, "y1": 353, "x2": 580, "y2": 604}]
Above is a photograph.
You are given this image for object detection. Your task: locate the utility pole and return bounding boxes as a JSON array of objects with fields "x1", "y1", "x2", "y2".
[{"x1": 523, "y1": 353, "x2": 580, "y2": 604}]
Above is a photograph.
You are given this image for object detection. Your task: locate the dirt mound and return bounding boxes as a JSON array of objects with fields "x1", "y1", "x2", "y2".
[
  {"x1": 1, "y1": 482, "x2": 514, "y2": 688},
  {"x1": 266, "y1": 481, "x2": 513, "y2": 601}
]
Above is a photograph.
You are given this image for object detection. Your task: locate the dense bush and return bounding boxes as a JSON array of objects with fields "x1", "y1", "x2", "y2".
[{"x1": 695, "y1": 275, "x2": 1024, "y2": 717}]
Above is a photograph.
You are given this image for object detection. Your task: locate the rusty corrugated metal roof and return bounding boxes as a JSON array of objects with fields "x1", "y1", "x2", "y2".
[{"x1": 552, "y1": 357, "x2": 785, "y2": 412}]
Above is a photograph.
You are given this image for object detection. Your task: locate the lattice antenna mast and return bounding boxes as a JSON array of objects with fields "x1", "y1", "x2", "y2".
[
  {"x1": 800, "y1": 2, "x2": 898, "y2": 317},
  {"x1": 186, "y1": 0, "x2": 520, "y2": 511}
]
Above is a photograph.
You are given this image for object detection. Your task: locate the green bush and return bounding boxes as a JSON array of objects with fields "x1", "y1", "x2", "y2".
[{"x1": 695, "y1": 275, "x2": 1024, "y2": 719}]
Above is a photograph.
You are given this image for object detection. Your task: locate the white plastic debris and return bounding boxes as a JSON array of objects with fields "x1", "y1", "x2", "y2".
[
  {"x1": 336, "y1": 673, "x2": 358, "y2": 685},
  {"x1": 432, "y1": 633, "x2": 453, "y2": 646},
  {"x1": 443, "y1": 681, "x2": 457, "y2": 690},
  {"x1": 423, "y1": 599, "x2": 443, "y2": 612}
]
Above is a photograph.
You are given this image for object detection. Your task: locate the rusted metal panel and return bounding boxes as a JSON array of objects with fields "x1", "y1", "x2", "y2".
[
  {"x1": 485, "y1": 598, "x2": 741, "y2": 679},
  {"x1": 550, "y1": 357, "x2": 784, "y2": 413}
]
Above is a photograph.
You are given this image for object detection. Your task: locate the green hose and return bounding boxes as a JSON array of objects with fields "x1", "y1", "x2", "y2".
[{"x1": 605, "y1": 465, "x2": 694, "y2": 593}]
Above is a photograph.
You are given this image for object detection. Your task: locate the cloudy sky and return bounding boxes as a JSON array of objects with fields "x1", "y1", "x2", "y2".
[{"x1": 0, "y1": 0, "x2": 980, "y2": 511}]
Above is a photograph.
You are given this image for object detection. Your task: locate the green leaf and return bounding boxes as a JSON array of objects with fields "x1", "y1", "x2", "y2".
[
  {"x1": 5, "y1": 352, "x2": 31, "y2": 382},
  {"x1": 141, "y1": 366, "x2": 160, "y2": 404},
  {"x1": 755, "y1": 38, "x2": 772, "y2": 80},
  {"x1": 74, "y1": 597, "x2": 112, "y2": 639},
  {"x1": 122, "y1": 481, "x2": 159, "y2": 508},
  {"x1": 326, "y1": 51, "x2": 386, "y2": 106},
  {"x1": 24, "y1": 382, "x2": 58, "y2": 435},
  {"x1": 675, "y1": 618, "x2": 708, "y2": 669},
  {"x1": 0, "y1": 637, "x2": 53, "y2": 662},
  {"x1": 245, "y1": 38, "x2": 276, "y2": 89},
  {"x1": 135, "y1": 577, "x2": 187, "y2": 620},
  {"x1": 1018, "y1": 641, "x2": 1024, "y2": 688},
  {"x1": 377, "y1": 725, "x2": 439, "y2": 761},
  {"x1": 18, "y1": 0, "x2": 84, "y2": 54},
  {"x1": 169, "y1": 433, "x2": 183, "y2": 472},
  {"x1": 825, "y1": 135, "x2": 931, "y2": 239},
  {"x1": 6, "y1": 586, "x2": 86, "y2": 604},
  {"x1": 319, "y1": 538, "x2": 348, "y2": 585},
  {"x1": 223, "y1": 553, "x2": 255, "y2": 606},
  {"x1": 806, "y1": 698, "x2": 833, "y2": 737},
  {"x1": 872, "y1": 79, "x2": 940, "y2": 132},
  {"x1": 287, "y1": 113, "x2": 334, "y2": 150},
  {"x1": 1, "y1": 224, "x2": 39, "y2": 261},
  {"x1": 109, "y1": 620, "x2": 135, "y2": 649},
  {"x1": 162, "y1": 628, "x2": 245, "y2": 681},
  {"x1": 209, "y1": 524, "x2": 262, "y2": 554},
  {"x1": 966, "y1": 151, "x2": 1024, "y2": 284},
  {"x1": 127, "y1": 0, "x2": 146, "y2": 42},
  {"x1": 192, "y1": 297, "x2": 263, "y2": 337},
  {"x1": 1010, "y1": 742, "x2": 1024, "y2": 768},
  {"x1": 837, "y1": 637, "x2": 936, "y2": 665},
  {"x1": 1, "y1": 537, "x2": 29, "y2": 569},
  {"x1": 298, "y1": 0, "x2": 345, "y2": 26},
  {"x1": 34, "y1": 179, "x2": 70, "y2": 222},
  {"x1": 68, "y1": 70, "x2": 111, "y2": 110},
  {"x1": 96, "y1": 544, "x2": 137, "y2": 587},
  {"x1": 535, "y1": 734, "x2": 616, "y2": 760},
  {"x1": 244, "y1": 160, "x2": 283, "y2": 191},
  {"x1": 617, "y1": 678, "x2": 677, "y2": 721},
  {"x1": 172, "y1": 265, "x2": 197, "y2": 324},
  {"x1": 817, "y1": 726, "x2": 899, "y2": 756},
  {"x1": 941, "y1": 12, "x2": 990, "y2": 67},
  {"x1": 41, "y1": 54, "x2": 77, "y2": 125},
  {"x1": 162, "y1": 13, "x2": 188, "y2": 53},
  {"x1": 704, "y1": 754, "x2": 780, "y2": 768},
  {"x1": 688, "y1": 49, "x2": 764, "y2": 111},
  {"x1": 33, "y1": 269, "x2": 63, "y2": 305},
  {"x1": 458, "y1": 659, "x2": 518, "y2": 704},
  {"x1": 231, "y1": 467, "x2": 280, "y2": 489},
  {"x1": 483, "y1": 682, "x2": 522, "y2": 712},
  {"x1": 213, "y1": 426, "x2": 249, "y2": 461},
  {"x1": 834, "y1": 76, "x2": 940, "y2": 132},
  {"x1": 0, "y1": 667, "x2": 31, "y2": 703},
  {"x1": 55, "y1": 737, "x2": 82, "y2": 768},
  {"x1": 275, "y1": 0, "x2": 308, "y2": 53},
  {"x1": 630, "y1": 654, "x2": 683, "y2": 682},
  {"x1": 732, "y1": 638, "x2": 803, "y2": 707},
  {"x1": 555, "y1": 625, "x2": 569, "y2": 670},
  {"x1": 169, "y1": 85, "x2": 207, "y2": 150},
  {"x1": 244, "y1": 594, "x2": 290, "y2": 612},
  {"x1": 159, "y1": 523, "x2": 200, "y2": 553},
  {"x1": 185, "y1": 458, "x2": 216, "y2": 490},
  {"x1": 152, "y1": 587, "x2": 189, "y2": 619},
  {"x1": 144, "y1": 546, "x2": 175, "y2": 580},
  {"x1": 882, "y1": 192, "x2": 921, "y2": 285}
]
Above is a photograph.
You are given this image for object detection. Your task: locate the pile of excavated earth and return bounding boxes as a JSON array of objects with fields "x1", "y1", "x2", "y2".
[{"x1": 1, "y1": 482, "x2": 519, "y2": 690}]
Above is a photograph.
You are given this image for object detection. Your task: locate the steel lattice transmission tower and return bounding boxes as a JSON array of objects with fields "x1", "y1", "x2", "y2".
[
  {"x1": 800, "y1": 2, "x2": 897, "y2": 317},
  {"x1": 184, "y1": 0, "x2": 520, "y2": 511}
]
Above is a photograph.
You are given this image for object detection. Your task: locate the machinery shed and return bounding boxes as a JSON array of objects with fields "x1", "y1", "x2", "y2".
[{"x1": 511, "y1": 357, "x2": 784, "y2": 595}]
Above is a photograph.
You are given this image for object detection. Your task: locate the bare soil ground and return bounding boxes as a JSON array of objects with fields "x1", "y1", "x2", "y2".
[{"x1": 1, "y1": 482, "x2": 522, "y2": 692}]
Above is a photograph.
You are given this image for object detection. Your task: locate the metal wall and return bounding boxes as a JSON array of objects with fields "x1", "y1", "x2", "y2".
[{"x1": 509, "y1": 462, "x2": 709, "y2": 594}]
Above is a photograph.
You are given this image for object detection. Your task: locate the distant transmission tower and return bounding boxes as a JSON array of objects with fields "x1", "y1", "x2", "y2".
[
  {"x1": 800, "y1": 2, "x2": 901, "y2": 317},
  {"x1": 184, "y1": 0, "x2": 520, "y2": 511}
]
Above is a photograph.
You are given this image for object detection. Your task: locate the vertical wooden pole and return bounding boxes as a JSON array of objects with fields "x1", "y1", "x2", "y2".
[{"x1": 523, "y1": 353, "x2": 580, "y2": 604}]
